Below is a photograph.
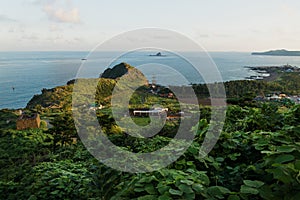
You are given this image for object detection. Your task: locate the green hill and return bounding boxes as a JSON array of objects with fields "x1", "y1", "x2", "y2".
[
  {"x1": 26, "y1": 62, "x2": 148, "y2": 110},
  {"x1": 252, "y1": 49, "x2": 300, "y2": 56}
]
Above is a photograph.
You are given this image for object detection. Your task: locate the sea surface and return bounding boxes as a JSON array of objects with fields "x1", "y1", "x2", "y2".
[{"x1": 2, "y1": 51, "x2": 300, "y2": 109}]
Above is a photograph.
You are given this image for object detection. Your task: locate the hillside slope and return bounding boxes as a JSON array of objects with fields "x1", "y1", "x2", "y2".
[{"x1": 26, "y1": 63, "x2": 148, "y2": 110}]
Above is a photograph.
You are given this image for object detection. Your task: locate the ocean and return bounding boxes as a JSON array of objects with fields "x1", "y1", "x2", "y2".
[{"x1": 1, "y1": 51, "x2": 300, "y2": 109}]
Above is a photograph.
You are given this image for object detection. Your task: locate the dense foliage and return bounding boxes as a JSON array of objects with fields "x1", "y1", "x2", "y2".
[{"x1": 1, "y1": 102, "x2": 300, "y2": 199}]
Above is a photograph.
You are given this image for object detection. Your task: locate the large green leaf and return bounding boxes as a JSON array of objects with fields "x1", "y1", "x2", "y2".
[
  {"x1": 228, "y1": 195, "x2": 240, "y2": 200},
  {"x1": 180, "y1": 179, "x2": 194, "y2": 185},
  {"x1": 178, "y1": 184, "x2": 194, "y2": 194},
  {"x1": 240, "y1": 185, "x2": 259, "y2": 195},
  {"x1": 168, "y1": 189, "x2": 183, "y2": 196},
  {"x1": 157, "y1": 183, "x2": 170, "y2": 195},
  {"x1": 192, "y1": 183, "x2": 204, "y2": 193},
  {"x1": 243, "y1": 180, "x2": 264, "y2": 188},
  {"x1": 266, "y1": 167, "x2": 293, "y2": 184},
  {"x1": 137, "y1": 195, "x2": 157, "y2": 200},
  {"x1": 295, "y1": 160, "x2": 300, "y2": 170},
  {"x1": 207, "y1": 186, "x2": 231, "y2": 197},
  {"x1": 274, "y1": 154, "x2": 295, "y2": 164},
  {"x1": 276, "y1": 145, "x2": 296, "y2": 153},
  {"x1": 158, "y1": 194, "x2": 172, "y2": 200},
  {"x1": 133, "y1": 188, "x2": 145, "y2": 192},
  {"x1": 145, "y1": 184, "x2": 156, "y2": 195},
  {"x1": 183, "y1": 192, "x2": 196, "y2": 199}
]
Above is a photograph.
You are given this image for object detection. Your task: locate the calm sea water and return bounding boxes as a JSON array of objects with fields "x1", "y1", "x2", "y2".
[{"x1": 2, "y1": 51, "x2": 300, "y2": 109}]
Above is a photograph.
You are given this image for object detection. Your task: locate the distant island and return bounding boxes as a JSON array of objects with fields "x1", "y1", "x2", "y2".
[
  {"x1": 252, "y1": 49, "x2": 300, "y2": 56},
  {"x1": 149, "y1": 52, "x2": 166, "y2": 57}
]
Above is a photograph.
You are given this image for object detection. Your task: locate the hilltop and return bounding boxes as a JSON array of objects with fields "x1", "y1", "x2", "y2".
[
  {"x1": 26, "y1": 62, "x2": 148, "y2": 110},
  {"x1": 101, "y1": 62, "x2": 134, "y2": 79}
]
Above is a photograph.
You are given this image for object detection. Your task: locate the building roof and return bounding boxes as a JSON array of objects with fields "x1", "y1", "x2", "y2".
[{"x1": 18, "y1": 113, "x2": 39, "y2": 120}]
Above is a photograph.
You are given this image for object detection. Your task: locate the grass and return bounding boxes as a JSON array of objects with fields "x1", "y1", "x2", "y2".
[
  {"x1": 131, "y1": 116, "x2": 151, "y2": 126},
  {"x1": 0, "y1": 109, "x2": 18, "y2": 129}
]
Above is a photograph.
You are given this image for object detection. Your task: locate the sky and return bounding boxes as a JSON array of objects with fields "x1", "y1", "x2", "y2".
[{"x1": 0, "y1": 0, "x2": 300, "y2": 52}]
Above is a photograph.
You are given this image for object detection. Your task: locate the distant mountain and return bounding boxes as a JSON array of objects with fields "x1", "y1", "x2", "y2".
[{"x1": 252, "y1": 49, "x2": 300, "y2": 56}]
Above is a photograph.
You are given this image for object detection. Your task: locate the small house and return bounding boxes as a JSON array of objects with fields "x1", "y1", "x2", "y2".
[
  {"x1": 89, "y1": 103, "x2": 103, "y2": 111},
  {"x1": 279, "y1": 94, "x2": 287, "y2": 98},
  {"x1": 133, "y1": 107, "x2": 168, "y2": 117},
  {"x1": 16, "y1": 113, "x2": 41, "y2": 130},
  {"x1": 270, "y1": 94, "x2": 280, "y2": 101}
]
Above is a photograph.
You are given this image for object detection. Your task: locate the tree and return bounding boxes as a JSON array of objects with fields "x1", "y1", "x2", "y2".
[{"x1": 47, "y1": 112, "x2": 77, "y2": 152}]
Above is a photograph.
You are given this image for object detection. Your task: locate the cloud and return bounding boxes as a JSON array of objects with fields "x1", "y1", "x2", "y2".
[
  {"x1": 49, "y1": 24, "x2": 62, "y2": 32},
  {"x1": 213, "y1": 33, "x2": 233, "y2": 38},
  {"x1": 8, "y1": 25, "x2": 25, "y2": 33},
  {"x1": 45, "y1": 35, "x2": 83, "y2": 45},
  {"x1": 22, "y1": 34, "x2": 39, "y2": 41},
  {"x1": 198, "y1": 34, "x2": 209, "y2": 38},
  {"x1": 0, "y1": 14, "x2": 17, "y2": 22},
  {"x1": 65, "y1": 37, "x2": 83, "y2": 44},
  {"x1": 194, "y1": 32, "x2": 233, "y2": 40},
  {"x1": 27, "y1": 0, "x2": 58, "y2": 6},
  {"x1": 43, "y1": 5, "x2": 80, "y2": 23},
  {"x1": 46, "y1": 35, "x2": 63, "y2": 43},
  {"x1": 36, "y1": 0, "x2": 81, "y2": 24}
]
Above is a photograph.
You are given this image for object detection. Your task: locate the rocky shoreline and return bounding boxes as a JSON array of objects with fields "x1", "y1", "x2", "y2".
[{"x1": 244, "y1": 64, "x2": 300, "y2": 81}]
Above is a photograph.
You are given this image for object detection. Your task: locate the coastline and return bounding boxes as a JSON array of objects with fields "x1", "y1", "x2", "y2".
[
  {"x1": 3, "y1": 51, "x2": 300, "y2": 109},
  {"x1": 245, "y1": 64, "x2": 300, "y2": 81}
]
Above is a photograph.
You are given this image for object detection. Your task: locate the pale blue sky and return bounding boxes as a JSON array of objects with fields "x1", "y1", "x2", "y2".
[{"x1": 1, "y1": 0, "x2": 299, "y2": 51}]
